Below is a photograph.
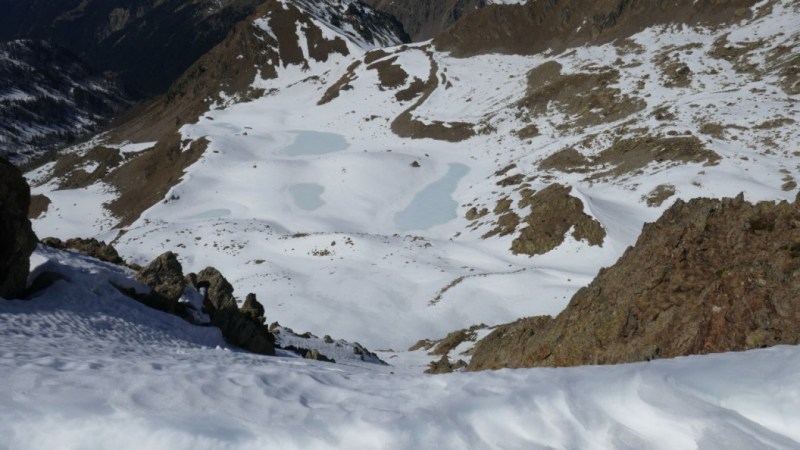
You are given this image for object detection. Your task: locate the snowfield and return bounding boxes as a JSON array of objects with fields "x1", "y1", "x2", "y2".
[
  {"x1": 9, "y1": 0, "x2": 800, "y2": 447},
  {"x1": 1, "y1": 246, "x2": 799, "y2": 449}
]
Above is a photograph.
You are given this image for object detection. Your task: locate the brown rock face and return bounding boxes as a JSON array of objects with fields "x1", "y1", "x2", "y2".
[
  {"x1": 469, "y1": 194, "x2": 800, "y2": 371},
  {"x1": 364, "y1": 0, "x2": 486, "y2": 41},
  {"x1": 196, "y1": 267, "x2": 238, "y2": 312},
  {"x1": 192, "y1": 267, "x2": 275, "y2": 355},
  {"x1": 136, "y1": 252, "x2": 186, "y2": 303},
  {"x1": 435, "y1": 0, "x2": 757, "y2": 57},
  {"x1": 0, "y1": 158, "x2": 37, "y2": 299}
]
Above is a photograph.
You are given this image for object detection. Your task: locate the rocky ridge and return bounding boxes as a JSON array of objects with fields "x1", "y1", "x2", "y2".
[{"x1": 468, "y1": 194, "x2": 800, "y2": 370}]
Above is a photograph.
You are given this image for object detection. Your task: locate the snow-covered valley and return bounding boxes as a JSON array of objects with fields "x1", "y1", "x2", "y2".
[{"x1": 3, "y1": 0, "x2": 800, "y2": 447}]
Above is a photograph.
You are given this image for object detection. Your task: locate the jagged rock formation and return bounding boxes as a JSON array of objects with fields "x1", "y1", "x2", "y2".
[
  {"x1": 193, "y1": 267, "x2": 276, "y2": 355},
  {"x1": 363, "y1": 0, "x2": 486, "y2": 40},
  {"x1": 136, "y1": 252, "x2": 186, "y2": 303},
  {"x1": 435, "y1": 0, "x2": 758, "y2": 57},
  {"x1": 469, "y1": 194, "x2": 800, "y2": 371},
  {"x1": 0, "y1": 40, "x2": 130, "y2": 164},
  {"x1": 41, "y1": 237, "x2": 125, "y2": 266},
  {"x1": 0, "y1": 158, "x2": 37, "y2": 298}
]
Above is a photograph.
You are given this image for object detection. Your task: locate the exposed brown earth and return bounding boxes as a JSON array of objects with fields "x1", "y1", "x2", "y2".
[
  {"x1": 319, "y1": 61, "x2": 362, "y2": 105},
  {"x1": 435, "y1": 0, "x2": 758, "y2": 57},
  {"x1": 106, "y1": 134, "x2": 208, "y2": 228},
  {"x1": 518, "y1": 61, "x2": 646, "y2": 130},
  {"x1": 367, "y1": 56, "x2": 409, "y2": 89},
  {"x1": 469, "y1": 193, "x2": 800, "y2": 371},
  {"x1": 539, "y1": 135, "x2": 720, "y2": 180},
  {"x1": 391, "y1": 51, "x2": 476, "y2": 142},
  {"x1": 511, "y1": 184, "x2": 605, "y2": 256},
  {"x1": 644, "y1": 184, "x2": 676, "y2": 207}
]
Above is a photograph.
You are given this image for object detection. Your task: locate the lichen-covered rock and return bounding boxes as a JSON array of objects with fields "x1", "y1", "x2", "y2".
[
  {"x1": 240, "y1": 292, "x2": 266, "y2": 324},
  {"x1": 136, "y1": 251, "x2": 186, "y2": 303},
  {"x1": 190, "y1": 267, "x2": 275, "y2": 356},
  {"x1": 470, "y1": 193, "x2": 800, "y2": 371},
  {"x1": 195, "y1": 267, "x2": 238, "y2": 312},
  {"x1": 0, "y1": 158, "x2": 37, "y2": 299},
  {"x1": 44, "y1": 237, "x2": 124, "y2": 265}
]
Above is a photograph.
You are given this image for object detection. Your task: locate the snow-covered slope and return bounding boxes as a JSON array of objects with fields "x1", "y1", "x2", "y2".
[
  {"x1": 1, "y1": 246, "x2": 799, "y2": 449},
  {"x1": 26, "y1": 0, "x2": 800, "y2": 368}
]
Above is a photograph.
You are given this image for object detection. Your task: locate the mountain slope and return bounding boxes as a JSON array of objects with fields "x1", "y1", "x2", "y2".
[
  {"x1": 0, "y1": 0, "x2": 265, "y2": 97},
  {"x1": 0, "y1": 40, "x2": 130, "y2": 165}
]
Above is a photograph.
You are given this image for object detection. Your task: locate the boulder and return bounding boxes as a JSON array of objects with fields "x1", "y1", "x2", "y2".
[
  {"x1": 190, "y1": 267, "x2": 275, "y2": 356},
  {"x1": 0, "y1": 158, "x2": 37, "y2": 298},
  {"x1": 240, "y1": 292, "x2": 266, "y2": 324},
  {"x1": 469, "y1": 193, "x2": 800, "y2": 371},
  {"x1": 196, "y1": 266, "x2": 238, "y2": 311},
  {"x1": 136, "y1": 251, "x2": 186, "y2": 303}
]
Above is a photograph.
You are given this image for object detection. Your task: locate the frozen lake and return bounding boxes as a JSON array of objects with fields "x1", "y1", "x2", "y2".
[
  {"x1": 395, "y1": 163, "x2": 470, "y2": 231},
  {"x1": 289, "y1": 183, "x2": 325, "y2": 211},
  {"x1": 279, "y1": 130, "x2": 349, "y2": 156}
]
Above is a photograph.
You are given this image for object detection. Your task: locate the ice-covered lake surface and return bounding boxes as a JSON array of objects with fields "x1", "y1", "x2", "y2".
[
  {"x1": 395, "y1": 163, "x2": 469, "y2": 231},
  {"x1": 279, "y1": 130, "x2": 349, "y2": 156},
  {"x1": 289, "y1": 183, "x2": 325, "y2": 210}
]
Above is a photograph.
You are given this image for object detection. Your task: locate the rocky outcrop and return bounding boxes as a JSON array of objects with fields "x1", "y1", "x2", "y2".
[
  {"x1": 469, "y1": 193, "x2": 800, "y2": 371},
  {"x1": 0, "y1": 158, "x2": 37, "y2": 299},
  {"x1": 41, "y1": 237, "x2": 124, "y2": 265},
  {"x1": 435, "y1": 0, "x2": 757, "y2": 57},
  {"x1": 192, "y1": 267, "x2": 275, "y2": 356},
  {"x1": 240, "y1": 292, "x2": 266, "y2": 324},
  {"x1": 136, "y1": 252, "x2": 186, "y2": 303},
  {"x1": 364, "y1": 0, "x2": 485, "y2": 41}
]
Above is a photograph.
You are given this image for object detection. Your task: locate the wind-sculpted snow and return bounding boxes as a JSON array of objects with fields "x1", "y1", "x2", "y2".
[{"x1": 1, "y1": 247, "x2": 799, "y2": 448}]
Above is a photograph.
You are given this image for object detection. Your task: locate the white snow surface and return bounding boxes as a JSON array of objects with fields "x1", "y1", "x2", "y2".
[{"x1": 1, "y1": 246, "x2": 799, "y2": 449}]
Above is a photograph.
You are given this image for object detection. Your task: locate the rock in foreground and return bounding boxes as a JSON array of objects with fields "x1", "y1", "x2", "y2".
[
  {"x1": 0, "y1": 158, "x2": 37, "y2": 299},
  {"x1": 469, "y1": 194, "x2": 800, "y2": 371}
]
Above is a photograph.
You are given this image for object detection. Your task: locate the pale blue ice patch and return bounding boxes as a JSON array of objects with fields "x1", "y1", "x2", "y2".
[
  {"x1": 394, "y1": 163, "x2": 470, "y2": 231},
  {"x1": 279, "y1": 130, "x2": 349, "y2": 156},
  {"x1": 289, "y1": 183, "x2": 325, "y2": 211}
]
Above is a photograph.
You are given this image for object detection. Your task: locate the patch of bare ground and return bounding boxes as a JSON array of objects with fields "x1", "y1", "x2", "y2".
[
  {"x1": 591, "y1": 135, "x2": 720, "y2": 179},
  {"x1": 435, "y1": 0, "x2": 757, "y2": 58},
  {"x1": 106, "y1": 134, "x2": 208, "y2": 227},
  {"x1": 28, "y1": 194, "x2": 51, "y2": 219},
  {"x1": 52, "y1": 146, "x2": 123, "y2": 190},
  {"x1": 367, "y1": 56, "x2": 409, "y2": 89},
  {"x1": 653, "y1": 43, "x2": 702, "y2": 88},
  {"x1": 766, "y1": 44, "x2": 800, "y2": 95},
  {"x1": 643, "y1": 184, "x2": 676, "y2": 207},
  {"x1": 538, "y1": 148, "x2": 591, "y2": 174},
  {"x1": 391, "y1": 51, "x2": 476, "y2": 142},
  {"x1": 511, "y1": 184, "x2": 605, "y2": 256},
  {"x1": 708, "y1": 34, "x2": 766, "y2": 76},
  {"x1": 319, "y1": 60, "x2": 362, "y2": 105},
  {"x1": 755, "y1": 117, "x2": 796, "y2": 129},
  {"x1": 518, "y1": 61, "x2": 645, "y2": 130},
  {"x1": 469, "y1": 194, "x2": 800, "y2": 371},
  {"x1": 515, "y1": 124, "x2": 540, "y2": 140},
  {"x1": 539, "y1": 135, "x2": 719, "y2": 180}
]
